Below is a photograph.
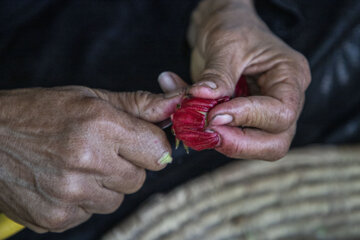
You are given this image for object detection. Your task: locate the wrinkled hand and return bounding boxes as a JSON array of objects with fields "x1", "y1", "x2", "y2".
[
  {"x1": 186, "y1": 0, "x2": 311, "y2": 160},
  {"x1": 0, "y1": 86, "x2": 182, "y2": 232}
]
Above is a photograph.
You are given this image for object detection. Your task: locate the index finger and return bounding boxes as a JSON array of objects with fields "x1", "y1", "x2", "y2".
[
  {"x1": 208, "y1": 88, "x2": 301, "y2": 133},
  {"x1": 114, "y1": 110, "x2": 173, "y2": 171}
]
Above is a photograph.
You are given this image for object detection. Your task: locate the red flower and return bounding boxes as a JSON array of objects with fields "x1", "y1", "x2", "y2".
[
  {"x1": 171, "y1": 76, "x2": 249, "y2": 152},
  {"x1": 171, "y1": 97, "x2": 230, "y2": 151}
]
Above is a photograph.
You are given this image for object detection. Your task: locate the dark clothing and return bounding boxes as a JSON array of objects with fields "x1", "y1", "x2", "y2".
[
  {"x1": 2, "y1": 0, "x2": 359, "y2": 239},
  {"x1": 256, "y1": 0, "x2": 360, "y2": 146},
  {"x1": 0, "y1": 0, "x2": 196, "y2": 91}
]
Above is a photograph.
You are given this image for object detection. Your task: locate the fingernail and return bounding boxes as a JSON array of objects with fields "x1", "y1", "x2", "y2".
[
  {"x1": 156, "y1": 118, "x2": 172, "y2": 129},
  {"x1": 211, "y1": 114, "x2": 233, "y2": 125},
  {"x1": 158, "y1": 72, "x2": 177, "y2": 92},
  {"x1": 198, "y1": 81, "x2": 217, "y2": 89},
  {"x1": 164, "y1": 89, "x2": 184, "y2": 99},
  {"x1": 205, "y1": 129, "x2": 215, "y2": 133},
  {"x1": 158, "y1": 152, "x2": 173, "y2": 165}
]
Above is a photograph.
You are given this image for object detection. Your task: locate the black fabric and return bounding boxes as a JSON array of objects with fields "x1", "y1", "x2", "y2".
[
  {"x1": 0, "y1": 0, "x2": 198, "y2": 91},
  {"x1": 256, "y1": 0, "x2": 360, "y2": 146},
  {"x1": 3, "y1": 0, "x2": 360, "y2": 239}
]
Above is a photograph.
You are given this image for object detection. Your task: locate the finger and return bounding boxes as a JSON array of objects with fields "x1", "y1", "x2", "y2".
[
  {"x1": 100, "y1": 157, "x2": 147, "y2": 194},
  {"x1": 243, "y1": 46, "x2": 311, "y2": 91},
  {"x1": 158, "y1": 71, "x2": 188, "y2": 93},
  {"x1": 189, "y1": 46, "x2": 249, "y2": 99},
  {"x1": 30, "y1": 204, "x2": 90, "y2": 232},
  {"x1": 115, "y1": 111, "x2": 173, "y2": 171},
  {"x1": 212, "y1": 125, "x2": 295, "y2": 161},
  {"x1": 208, "y1": 95, "x2": 299, "y2": 133},
  {"x1": 91, "y1": 89, "x2": 185, "y2": 123},
  {"x1": 0, "y1": 187, "x2": 86, "y2": 234},
  {"x1": 45, "y1": 206, "x2": 90, "y2": 233},
  {"x1": 208, "y1": 64, "x2": 303, "y2": 133},
  {"x1": 80, "y1": 186, "x2": 124, "y2": 214}
]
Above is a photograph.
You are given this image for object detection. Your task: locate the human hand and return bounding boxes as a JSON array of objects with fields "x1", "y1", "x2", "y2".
[
  {"x1": 186, "y1": 0, "x2": 311, "y2": 160},
  {"x1": 0, "y1": 86, "x2": 183, "y2": 233}
]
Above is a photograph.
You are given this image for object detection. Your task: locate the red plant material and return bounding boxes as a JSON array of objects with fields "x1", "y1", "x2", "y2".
[
  {"x1": 234, "y1": 75, "x2": 249, "y2": 97},
  {"x1": 171, "y1": 76, "x2": 249, "y2": 152},
  {"x1": 171, "y1": 97, "x2": 230, "y2": 151}
]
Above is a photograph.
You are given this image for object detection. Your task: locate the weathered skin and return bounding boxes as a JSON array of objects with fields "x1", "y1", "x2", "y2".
[
  {"x1": 160, "y1": 0, "x2": 311, "y2": 161},
  {"x1": 0, "y1": 0, "x2": 312, "y2": 234},
  {"x1": 0, "y1": 86, "x2": 183, "y2": 232}
]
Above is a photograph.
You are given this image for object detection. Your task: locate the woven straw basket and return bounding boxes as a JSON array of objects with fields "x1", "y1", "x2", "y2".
[{"x1": 103, "y1": 145, "x2": 360, "y2": 240}]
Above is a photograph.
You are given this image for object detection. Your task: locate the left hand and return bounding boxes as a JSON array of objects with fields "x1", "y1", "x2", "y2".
[
  {"x1": 0, "y1": 86, "x2": 183, "y2": 233},
  {"x1": 161, "y1": 0, "x2": 311, "y2": 161}
]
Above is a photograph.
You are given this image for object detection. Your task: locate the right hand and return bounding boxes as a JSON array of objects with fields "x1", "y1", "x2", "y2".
[
  {"x1": 179, "y1": 0, "x2": 310, "y2": 161},
  {"x1": 0, "y1": 86, "x2": 183, "y2": 233}
]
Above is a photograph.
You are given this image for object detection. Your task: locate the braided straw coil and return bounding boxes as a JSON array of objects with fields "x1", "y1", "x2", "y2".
[{"x1": 102, "y1": 145, "x2": 360, "y2": 240}]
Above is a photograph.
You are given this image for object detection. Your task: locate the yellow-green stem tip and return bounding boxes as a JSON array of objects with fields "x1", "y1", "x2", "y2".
[{"x1": 158, "y1": 152, "x2": 173, "y2": 165}]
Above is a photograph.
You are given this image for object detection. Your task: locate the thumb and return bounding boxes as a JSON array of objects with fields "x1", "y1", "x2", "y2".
[
  {"x1": 91, "y1": 89, "x2": 184, "y2": 123},
  {"x1": 189, "y1": 47, "x2": 247, "y2": 99},
  {"x1": 157, "y1": 71, "x2": 189, "y2": 93}
]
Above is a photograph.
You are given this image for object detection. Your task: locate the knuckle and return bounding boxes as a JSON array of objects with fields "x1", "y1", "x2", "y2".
[
  {"x1": 43, "y1": 208, "x2": 73, "y2": 231},
  {"x1": 222, "y1": 139, "x2": 245, "y2": 159},
  {"x1": 61, "y1": 103, "x2": 114, "y2": 165},
  {"x1": 76, "y1": 97, "x2": 116, "y2": 128},
  {"x1": 286, "y1": 107, "x2": 297, "y2": 124},
  {"x1": 71, "y1": 146, "x2": 97, "y2": 169},
  {"x1": 62, "y1": 147, "x2": 96, "y2": 173},
  {"x1": 102, "y1": 194, "x2": 125, "y2": 214},
  {"x1": 53, "y1": 175, "x2": 86, "y2": 203},
  {"x1": 133, "y1": 91, "x2": 162, "y2": 120},
  {"x1": 243, "y1": 98, "x2": 258, "y2": 126},
  {"x1": 201, "y1": 69, "x2": 234, "y2": 92},
  {"x1": 301, "y1": 58, "x2": 312, "y2": 87},
  {"x1": 201, "y1": 70, "x2": 222, "y2": 82},
  {"x1": 124, "y1": 168, "x2": 146, "y2": 194},
  {"x1": 280, "y1": 105, "x2": 297, "y2": 127},
  {"x1": 63, "y1": 134, "x2": 103, "y2": 171},
  {"x1": 295, "y1": 52, "x2": 310, "y2": 69},
  {"x1": 232, "y1": 142, "x2": 244, "y2": 159},
  {"x1": 277, "y1": 144, "x2": 290, "y2": 160},
  {"x1": 131, "y1": 91, "x2": 149, "y2": 117},
  {"x1": 204, "y1": 21, "x2": 245, "y2": 53},
  {"x1": 206, "y1": 27, "x2": 228, "y2": 46},
  {"x1": 265, "y1": 140, "x2": 290, "y2": 162},
  {"x1": 292, "y1": 52, "x2": 312, "y2": 88},
  {"x1": 59, "y1": 85, "x2": 95, "y2": 97},
  {"x1": 87, "y1": 100, "x2": 115, "y2": 122}
]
